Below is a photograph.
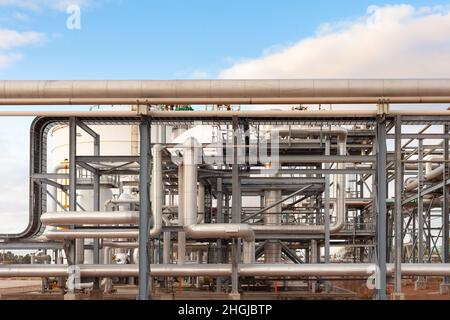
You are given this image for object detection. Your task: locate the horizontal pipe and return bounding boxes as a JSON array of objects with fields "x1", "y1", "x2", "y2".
[
  {"x1": 41, "y1": 211, "x2": 139, "y2": 226},
  {"x1": 43, "y1": 229, "x2": 138, "y2": 240},
  {"x1": 2, "y1": 110, "x2": 450, "y2": 117},
  {"x1": 2, "y1": 97, "x2": 450, "y2": 105},
  {"x1": 1, "y1": 263, "x2": 450, "y2": 277},
  {"x1": 1, "y1": 80, "x2": 450, "y2": 105}
]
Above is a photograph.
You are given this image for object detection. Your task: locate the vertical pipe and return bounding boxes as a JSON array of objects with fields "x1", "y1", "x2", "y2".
[
  {"x1": 418, "y1": 139, "x2": 424, "y2": 264},
  {"x1": 68, "y1": 117, "x2": 77, "y2": 266},
  {"x1": 324, "y1": 138, "x2": 331, "y2": 292},
  {"x1": 264, "y1": 190, "x2": 282, "y2": 263},
  {"x1": 93, "y1": 130, "x2": 100, "y2": 289},
  {"x1": 137, "y1": 117, "x2": 151, "y2": 300},
  {"x1": 216, "y1": 177, "x2": 223, "y2": 292},
  {"x1": 376, "y1": 119, "x2": 387, "y2": 300},
  {"x1": 394, "y1": 116, "x2": 403, "y2": 293},
  {"x1": 178, "y1": 165, "x2": 186, "y2": 265},
  {"x1": 324, "y1": 139, "x2": 331, "y2": 263}
]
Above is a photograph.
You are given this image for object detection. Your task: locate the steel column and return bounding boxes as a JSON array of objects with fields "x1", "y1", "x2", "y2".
[
  {"x1": 231, "y1": 116, "x2": 240, "y2": 296},
  {"x1": 376, "y1": 118, "x2": 387, "y2": 300},
  {"x1": 394, "y1": 116, "x2": 403, "y2": 293},
  {"x1": 137, "y1": 116, "x2": 151, "y2": 300}
]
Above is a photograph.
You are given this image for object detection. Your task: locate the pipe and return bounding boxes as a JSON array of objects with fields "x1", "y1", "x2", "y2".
[
  {"x1": 149, "y1": 144, "x2": 163, "y2": 238},
  {"x1": 104, "y1": 198, "x2": 139, "y2": 211},
  {"x1": 178, "y1": 164, "x2": 185, "y2": 265},
  {"x1": 4, "y1": 109, "x2": 450, "y2": 118},
  {"x1": 41, "y1": 211, "x2": 139, "y2": 226},
  {"x1": 1, "y1": 263, "x2": 450, "y2": 277},
  {"x1": 252, "y1": 127, "x2": 347, "y2": 234},
  {"x1": 181, "y1": 137, "x2": 255, "y2": 263},
  {"x1": 405, "y1": 163, "x2": 445, "y2": 192},
  {"x1": 44, "y1": 229, "x2": 138, "y2": 240},
  {"x1": 1, "y1": 80, "x2": 450, "y2": 105}
]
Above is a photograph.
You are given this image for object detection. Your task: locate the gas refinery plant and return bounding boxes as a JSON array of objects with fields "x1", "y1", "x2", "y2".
[{"x1": 0, "y1": 79, "x2": 449, "y2": 300}]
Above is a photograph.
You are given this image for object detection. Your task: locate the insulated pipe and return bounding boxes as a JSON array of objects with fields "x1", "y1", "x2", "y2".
[
  {"x1": 178, "y1": 164, "x2": 186, "y2": 265},
  {"x1": 41, "y1": 211, "x2": 139, "y2": 226},
  {"x1": 1, "y1": 80, "x2": 450, "y2": 105},
  {"x1": 181, "y1": 138, "x2": 256, "y2": 263},
  {"x1": 104, "y1": 199, "x2": 139, "y2": 211},
  {"x1": 252, "y1": 128, "x2": 347, "y2": 234},
  {"x1": 1, "y1": 264, "x2": 450, "y2": 277},
  {"x1": 4, "y1": 110, "x2": 450, "y2": 118},
  {"x1": 149, "y1": 144, "x2": 163, "y2": 238},
  {"x1": 405, "y1": 164, "x2": 445, "y2": 192},
  {"x1": 44, "y1": 229, "x2": 138, "y2": 240}
]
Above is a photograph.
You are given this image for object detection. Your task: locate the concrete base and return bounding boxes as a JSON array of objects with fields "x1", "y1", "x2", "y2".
[
  {"x1": 439, "y1": 282, "x2": 450, "y2": 295},
  {"x1": 414, "y1": 279, "x2": 427, "y2": 290},
  {"x1": 229, "y1": 293, "x2": 241, "y2": 300},
  {"x1": 391, "y1": 292, "x2": 405, "y2": 300}
]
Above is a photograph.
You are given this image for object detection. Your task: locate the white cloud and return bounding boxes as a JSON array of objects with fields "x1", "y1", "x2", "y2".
[
  {"x1": 220, "y1": 4, "x2": 450, "y2": 79},
  {"x1": 0, "y1": 0, "x2": 89, "y2": 11},
  {"x1": 0, "y1": 28, "x2": 45, "y2": 70},
  {"x1": 0, "y1": 29, "x2": 44, "y2": 50}
]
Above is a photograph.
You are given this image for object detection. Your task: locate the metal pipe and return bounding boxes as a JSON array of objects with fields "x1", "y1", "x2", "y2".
[
  {"x1": 4, "y1": 109, "x2": 450, "y2": 118},
  {"x1": 252, "y1": 127, "x2": 347, "y2": 234},
  {"x1": 41, "y1": 211, "x2": 139, "y2": 226},
  {"x1": 1, "y1": 263, "x2": 450, "y2": 277},
  {"x1": 150, "y1": 144, "x2": 163, "y2": 238},
  {"x1": 177, "y1": 164, "x2": 185, "y2": 265},
  {"x1": 1, "y1": 80, "x2": 450, "y2": 105},
  {"x1": 44, "y1": 229, "x2": 138, "y2": 239},
  {"x1": 104, "y1": 198, "x2": 139, "y2": 211},
  {"x1": 182, "y1": 138, "x2": 255, "y2": 244}
]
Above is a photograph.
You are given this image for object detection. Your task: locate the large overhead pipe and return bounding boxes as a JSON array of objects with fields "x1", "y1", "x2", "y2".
[
  {"x1": 1, "y1": 80, "x2": 450, "y2": 105},
  {"x1": 252, "y1": 128, "x2": 347, "y2": 234},
  {"x1": 182, "y1": 138, "x2": 255, "y2": 263},
  {"x1": 1, "y1": 263, "x2": 450, "y2": 277}
]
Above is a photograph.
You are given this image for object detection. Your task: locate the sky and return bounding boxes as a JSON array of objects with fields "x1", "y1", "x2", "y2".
[{"x1": 0, "y1": 0, "x2": 450, "y2": 234}]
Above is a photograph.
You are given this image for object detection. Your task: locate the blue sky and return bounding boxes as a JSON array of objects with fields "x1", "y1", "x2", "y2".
[
  {"x1": 1, "y1": 0, "x2": 450, "y2": 235},
  {"x1": 0, "y1": 0, "x2": 448, "y2": 80}
]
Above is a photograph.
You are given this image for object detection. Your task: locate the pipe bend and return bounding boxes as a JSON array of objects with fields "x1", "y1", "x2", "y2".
[{"x1": 149, "y1": 144, "x2": 164, "y2": 238}]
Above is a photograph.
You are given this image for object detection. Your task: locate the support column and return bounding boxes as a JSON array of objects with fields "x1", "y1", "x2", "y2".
[
  {"x1": 375, "y1": 118, "x2": 387, "y2": 300},
  {"x1": 441, "y1": 125, "x2": 450, "y2": 294},
  {"x1": 137, "y1": 116, "x2": 151, "y2": 300},
  {"x1": 230, "y1": 116, "x2": 240, "y2": 299},
  {"x1": 67, "y1": 117, "x2": 77, "y2": 266},
  {"x1": 393, "y1": 116, "x2": 404, "y2": 299},
  {"x1": 415, "y1": 139, "x2": 427, "y2": 290}
]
